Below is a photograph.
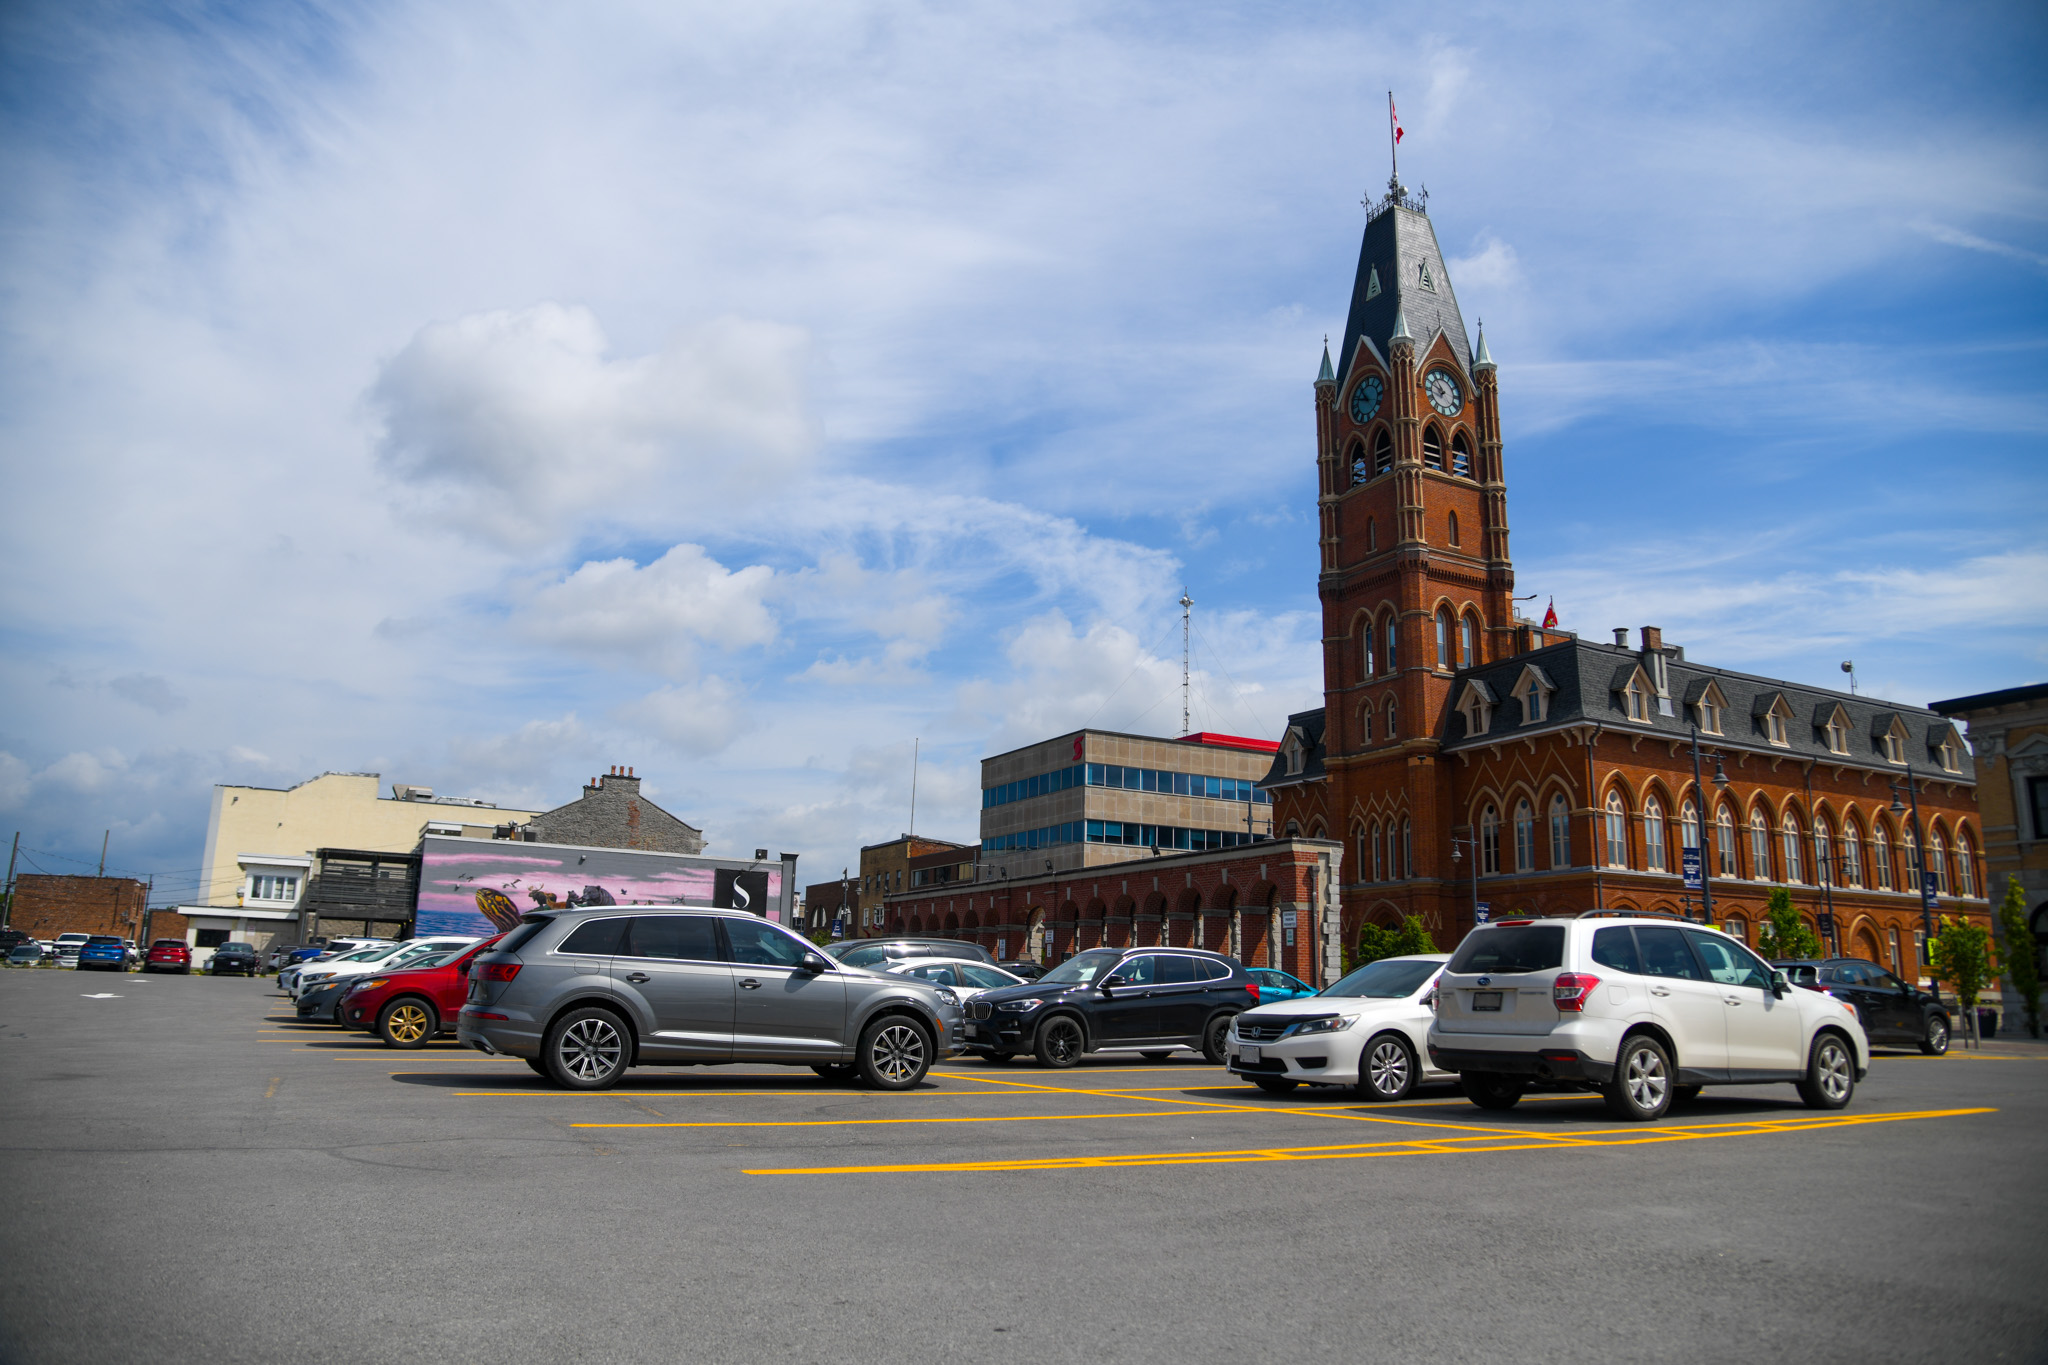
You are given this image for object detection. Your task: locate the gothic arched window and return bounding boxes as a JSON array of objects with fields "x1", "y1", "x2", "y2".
[
  {"x1": 1361, "y1": 625, "x2": 1376, "y2": 679},
  {"x1": 1348, "y1": 440, "x2": 1368, "y2": 487},
  {"x1": 1514, "y1": 800, "x2": 1535, "y2": 873},
  {"x1": 1385, "y1": 617, "x2": 1398, "y2": 672},
  {"x1": 1716, "y1": 804, "x2": 1738, "y2": 876},
  {"x1": 1549, "y1": 794, "x2": 1571, "y2": 868},
  {"x1": 1842, "y1": 821, "x2": 1863, "y2": 887},
  {"x1": 1644, "y1": 798, "x2": 1667, "y2": 873},
  {"x1": 1422, "y1": 426, "x2": 1444, "y2": 470},
  {"x1": 1401, "y1": 816, "x2": 1413, "y2": 877},
  {"x1": 1749, "y1": 810, "x2": 1772, "y2": 880},
  {"x1": 1435, "y1": 608, "x2": 1452, "y2": 669},
  {"x1": 1357, "y1": 824, "x2": 1371, "y2": 883},
  {"x1": 1373, "y1": 429, "x2": 1393, "y2": 476},
  {"x1": 1384, "y1": 696, "x2": 1398, "y2": 740},
  {"x1": 1451, "y1": 430, "x2": 1473, "y2": 477},
  {"x1": 1781, "y1": 812, "x2": 1804, "y2": 884},
  {"x1": 1815, "y1": 819, "x2": 1834, "y2": 887},
  {"x1": 1447, "y1": 510, "x2": 1460, "y2": 546},
  {"x1": 1481, "y1": 805, "x2": 1501, "y2": 875},
  {"x1": 1459, "y1": 612, "x2": 1477, "y2": 667},
  {"x1": 1872, "y1": 824, "x2": 1893, "y2": 890},
  {"x1": 1680, "y1": 799, "x2": 1700, "y2": 862},
  {"x1": 1957, "y1": 830, "x2": 1976, "y2": 897},
  {"x1": 1605, "y1": 793, "x2": 1630, "y2": 868}
]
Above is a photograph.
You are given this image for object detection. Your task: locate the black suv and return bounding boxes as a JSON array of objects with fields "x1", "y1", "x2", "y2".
[
  {"x1": 207, "y1": 942, "x2": 261, "y2": 976},
  {"x1": 962, "y1": 946, "x2": 1255, "y2": 1067},
  {"x1": 1774, "y1": 957, "x2": 1952, "y2": 1055}
]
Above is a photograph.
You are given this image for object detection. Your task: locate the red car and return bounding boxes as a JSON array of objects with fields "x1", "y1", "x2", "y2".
[
  {"x1": 341, "y1": 935, "x2": 504, "y2": 1048},
  {"x1": 144, "y1": 939, "x2": 192, "y2": 974}
]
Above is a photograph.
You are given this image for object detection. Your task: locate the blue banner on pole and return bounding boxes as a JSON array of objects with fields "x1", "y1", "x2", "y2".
[
  {"x1": 1681, "y1": 847, "x2": 1702, "y2": 890},
  {"x1": 1920, "y1": 873, "x2": 1939, "y2": 913}
]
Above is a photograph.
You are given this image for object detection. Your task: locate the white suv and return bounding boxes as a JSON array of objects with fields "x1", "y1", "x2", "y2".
[{"x1": 1426, "y1": 912, "x2": 1867, "y2": 1121}]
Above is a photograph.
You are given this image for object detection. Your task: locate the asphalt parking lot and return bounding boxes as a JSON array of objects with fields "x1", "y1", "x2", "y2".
[{"x1": 2, "y1": 969, "x2": 2045, "y2": 1365}]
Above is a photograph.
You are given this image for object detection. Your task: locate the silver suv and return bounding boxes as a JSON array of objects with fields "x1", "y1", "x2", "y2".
[
  {"x1": 457, "y1": 907, "x2": 965, "y2": 1091},
  {"x1": 1427, "y1": 911, "x2": 1869, "y2": 1121}
]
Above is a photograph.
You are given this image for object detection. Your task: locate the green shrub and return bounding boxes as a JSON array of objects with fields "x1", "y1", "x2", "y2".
[
  {"x1": 1754, "y1": 887, "x2": 1822, "y2": 961},
  {"x1": 1355, "y1": 915, "x2": 1436, "y2": 970},
  {"x1": 1930, "y1": 914, "x2": 1993, "y2": 1019},
  {"x1": 1994, "y1": 875, "x2": 2040, "y2": 1038}
]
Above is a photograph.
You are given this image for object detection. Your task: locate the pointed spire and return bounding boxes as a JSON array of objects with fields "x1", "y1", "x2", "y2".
[
  {"x1": 1473, "y1": 319, "x2": 1495, "y2": 372},
  {"x1": 1317, "y1": 338, "x2": 1335, "y2": 385},
  {"x1": 1389, "y1": 308, "x2": 1413, "y2": 348}
]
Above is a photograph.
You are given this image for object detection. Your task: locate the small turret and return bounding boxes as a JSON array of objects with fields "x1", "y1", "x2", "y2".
[
  {"x1": 1316, "y1": 340, "x2": 1335, "y2": 386},
  {"x1": 1473, "y1": 322, "x2": 1494, "y2": 372}
]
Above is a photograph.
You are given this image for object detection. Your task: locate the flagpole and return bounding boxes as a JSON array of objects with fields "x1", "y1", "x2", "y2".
[{"x1": 1388, "y1": 91, "x2": 1398, "y2": 188}]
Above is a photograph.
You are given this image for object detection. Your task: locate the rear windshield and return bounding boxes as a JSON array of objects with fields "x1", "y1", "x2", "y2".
[
  {"x1": 496, "y1": 918, "x2": 552, "y2": 955},
  {"x1": 1447, "y1": 925, "x2": 1566, "y2": 974},
  {"x1": 87, "y1": 936, "x2": 123, "y2": 946},
  {"x1": 1322, "y1": 957, "x2": 1441, "y2": 998}
]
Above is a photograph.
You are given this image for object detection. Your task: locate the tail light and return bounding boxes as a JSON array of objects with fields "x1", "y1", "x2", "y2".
[
  {"x1": 480, "y1": 963, "x2": 521, "y2": 983},
  {"x1": 1244, "y1": 981, "x2": 1260, "y2": 1005},
  {"x1": 1552, "y1": 972, "x2": 1600, "y2": 1012}
]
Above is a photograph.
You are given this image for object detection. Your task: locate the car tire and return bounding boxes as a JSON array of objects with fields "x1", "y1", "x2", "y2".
[
  {"x1": 1796, "y1": 1031, "x2": 1856, "y2": 1110},
  {"x1": 1252, "y1": 1076, "x2": 1298, "y2": 1095},
  {"x1": 810, "y1": 1063, "x2": 858, "y2": 1082},
  {"x1": 330, "y1": 1001, "x2": 347, "y2": 1026},
  {"x1": 1141, "y1": 1051, "x2": 1175, "y2": 1063},
  {"x1": 378, "y1": 998, "x2": 435, "y2": 1050},
  {"x1": 1035, "y1": 1015, "x2": 1085, "y2": 1068},
  {"x1": 1919, "y1": 1014, "x2": 1950, "y2": 1057},
  {"x1": 1461, "y1": 1072, "x2": 1526, "y2": 1111},
  {"x1": 1200, "y1": 1014, "x2": 1233, "y2": 1066},
  {"x1": 856, "y1": 1015, "x2": 932, "y2": 1091},
  {"x1": 1602, "y1": 1034, "x2": 1674, "y2": 1122},
  {"x1": 543, "y1": 1007, "x2": 632, "y2": 1090},
  {"x1": 1358, "y1": 1032, "x2": 1418, "y2": 1102}
]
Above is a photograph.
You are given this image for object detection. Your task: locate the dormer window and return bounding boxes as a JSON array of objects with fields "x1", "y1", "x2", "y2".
[
  {"x1": 1757, "y1": 694, "x2": 1793, "y2": 747},
  {"x1": 1937, "y1": 731, "x2": 1963, "y2": 773},
  {"x1": 1512, "y1": 665, "x2": 1556, "y2": 725},
  {"x1": 1694, "y1": 681, "x2": 1727, "y2": 735},
  {"x1": 1823, "y1": 706, "x2": 1851, "y2": 755},
  {"x1": 1623, "y1": 674, "x2": 1651, "y2": 723},
  {"x1": 1457, "y1": 681, "x2": 1496, "y2": 738},
  {"x1": 1283, "y1": 733, "x2": 1306, "y2": 776},
  {"x1": 1879, "y1": 717, "x2": 1909, "y2": 765}
]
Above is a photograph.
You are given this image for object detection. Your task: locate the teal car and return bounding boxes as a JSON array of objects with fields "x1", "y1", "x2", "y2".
[{"x1": 1250, "y1": 968, "x2": 1316, "y2": 1002}]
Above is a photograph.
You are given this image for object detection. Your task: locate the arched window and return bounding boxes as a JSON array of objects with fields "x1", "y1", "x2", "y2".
[
  {"x1": 1401, "y1": 816, "x2": 1413, "y2": 878},
  {"x1": 1872, "y1": 824, "x2": 1893, "y2": 891},
  {"x1": 1644, "y1": 798, "x2": 1667, "y2": 873},
  {"x1": 1480, "y1": 805, "x2": 1501, "y2": 875},
  {"x1": 1605, "y1": 793, "x2": 1630, "y2": 867},
  {"x1": 1957, "y1": 831, "x2": 1976, "y2": 897},
  {"x1": 1842, "y1": 822, "x2": 1863, "y2": 887},
  {"x1": 1750, "y1": 810, "x2": 1772, "y2": 880},
  {"x1": 1361, "y1": 626, "x2": 1376, "y2": 679},
  {"x1": 1459, "y1": 613, "x2": 1476, "y2": 667},
  {"x1": 1423, "y1": 426, "x2": 1444, "y2": 470},
  {"x1": 1929, "y1": 833, "x2": 1949, "y2": 896},
  {"x1": 1888, "y1": 926, "x2": 1902, "y2": 972},
  {"x1": 1359, "y1": 823, "x2": 1374, "y2": 883},
  {"x1": 1373, "y1": 429, "x2": 1393, "y2": 476},
  {"x1": 1348, "y1": 440, "x2": 1369, "y2": 487},
  {"x1": 1435, "y1": 608, "x2": 1452, "y2": 669},
  {"x1": 1815, "y1": 820, "x2": 1834, "y2": 887},
  {"x1": 1385, "y1": 617, "x2": 1398, "y2": 672},
  {"x1": 1724, "y1": 915, "x2": 1747, "y2": 944},
  {"x1": 1716, "y1": 805, "x2": 1738, "y2": 876},
  {"x1": 1451, "y1": 431, "x2": 1473, "y2": 477},
  {"x1": 1903, "y1": 829, "x2": 1921, "y2": 894},
  {"x1": 1384, "y1": 697, "x2": 1398, "y2": 739},
  {"x1": 1447, "y1": 510, "x2": 1460, "y2": 546},
  {"x1": 1366, "y1": 516, "x2": 1377, "y2": 551},
  {"x1": 1549, "y1": 794, "x2": 1571, "y2": 868},
  {"x1": 1514, "y1": 800, "x2": 1535, "y2": 873},
  {"x1": 1680, "y1": 799, "x2": 1700, "y2": 862},
  {"x1": 1781, "y1": 812, "x2": 1804, "y2": 884},
  {"x1": 1360, "y1": 705, "x2": 1373, "y2": 745}
]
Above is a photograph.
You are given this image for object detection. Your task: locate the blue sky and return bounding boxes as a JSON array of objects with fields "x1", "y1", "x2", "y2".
[{"x1": 2, "y1": 0, "x2": 2043, "y2": 904}]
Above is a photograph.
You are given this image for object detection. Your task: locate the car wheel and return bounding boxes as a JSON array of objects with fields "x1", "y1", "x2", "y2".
[
  {"x1": 1252, "y1": 1076, "x2": 1298, "y2": 1095},
  {"x1": 378, "y1": 999, "x2": 435, "y2": 1050},
  {"x1": 1460, "y1": 1072, "x2": 1526, "y2": 1111},
  {"x1": 1796, "y1": 1032, "x2": 1856, "y2": 1110},
  {"x1": 1919, "y1": 1014, "x2": 1950, "y2": 1057},
  {"x1": 1200, "y1": 1014, "x2": 1233, "y2": 1065},
  {"x1": 1140, "y1": 1051, "x2": 1175, "y2": 1063},
  {"x1": 856, "y1": 1015, "x2": 931, "y2": 1091},
  {"x1": 1602, "y1": 1034, "x2": 1674, "y2": 1121},
  {"x1": 1672, "y1": 1084, "x2": 1703, "y2": 1107},
  {"x1": 1035, "y1": 1015, "x2": 1085, "y2": 1068},
  {"x1": 543, "y1": 1007, "x2": 632, "y2": 1090},
  {"x1": 810, "y1": 1063, "x2": 858, "y2": 1082},
  {"x1": 1358, "y1": 1033, "x2": 1418, "y2": 1102},
  {"x1": 330, "y1": 1001, "x2": 347, "y2": 1026}
]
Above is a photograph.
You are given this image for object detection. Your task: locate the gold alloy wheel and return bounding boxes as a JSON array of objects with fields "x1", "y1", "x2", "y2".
[{"x1": 384, "y1": 1001, "x2": 432, "y2": 1046}]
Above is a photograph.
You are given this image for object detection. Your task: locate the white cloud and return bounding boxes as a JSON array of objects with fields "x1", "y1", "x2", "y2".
[
  {"x1": 614, "y1": 679, "x2": 747, "y2": 758},
  {"x1": 108, "y1": 673, "x2": 187, "y2": 715},
  {"x1": 1911, "y1": 221, "x2": 2048, "y2": 272},
  {"x1": 369, "y1": 304, "x2": 814, "y2": 540},
  {"x1": 523, "y1": 544, "x2": 779, "y2": 676},
  {"x1": 0, "y1": 753, "x2": 28, "y2": 810}
]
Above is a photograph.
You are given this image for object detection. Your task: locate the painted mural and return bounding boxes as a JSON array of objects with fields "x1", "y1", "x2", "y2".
[{"x1": 415, "y1": 836, "x2": 786, "y2": 937}]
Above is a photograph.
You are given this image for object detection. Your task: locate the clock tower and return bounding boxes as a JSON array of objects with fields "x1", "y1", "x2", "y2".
[{"x1": 1282, "y1": 179, "x2": 1514, "y2": 932}]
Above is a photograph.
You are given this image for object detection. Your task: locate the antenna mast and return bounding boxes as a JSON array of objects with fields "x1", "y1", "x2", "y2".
[
  {"x1": 1180, "y1": 590, "x2": 1193, "y2": 737},
  {"x1": 908, "y1": 737, "x2": 919, "y2": 837}
]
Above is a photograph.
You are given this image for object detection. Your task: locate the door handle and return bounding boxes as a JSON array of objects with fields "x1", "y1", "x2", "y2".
[
  {"x1": 624, "y1": 972, "x2": 650, "y2": 984},
  {"x1": 1649, "y1": 986, "x2": 1671, "y2": 997},
  {"x1": 1724, "y1": 997, "x2": 1742, "y2": 1006},
  {"x1": 739, "y1": 978, "x2": 762, "y2": 990}
]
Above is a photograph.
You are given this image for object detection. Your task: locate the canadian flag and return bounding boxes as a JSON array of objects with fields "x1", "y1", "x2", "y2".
[
  {"x1": 1391, "y1": 97, "x2": 1404, "y2": 144},
  {"x1": 1542, "y1": 598, "x2": 1558, "y2": 629}
]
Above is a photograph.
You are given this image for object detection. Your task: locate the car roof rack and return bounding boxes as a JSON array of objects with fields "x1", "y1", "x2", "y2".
[{"x1": 1575, "y1": 908, "x2": 1689, "y2": 921}]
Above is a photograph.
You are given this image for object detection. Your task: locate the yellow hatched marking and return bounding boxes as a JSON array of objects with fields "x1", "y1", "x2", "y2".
[
  {"x1": 575, "y1": 1109, "x2": 1224, "y2": 1130},
  {"x1": 747, "y1": 1107, "x2": 1996, "y2": 1175}
]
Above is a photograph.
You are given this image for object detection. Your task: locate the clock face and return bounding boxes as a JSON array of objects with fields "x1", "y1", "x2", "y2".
[
  {"x1": 1349, "y1": 375, "x2": 1384, "y2": 425},
  {"x1": 1425, "y1": 368, "x2": 1464, "y2": 417}
]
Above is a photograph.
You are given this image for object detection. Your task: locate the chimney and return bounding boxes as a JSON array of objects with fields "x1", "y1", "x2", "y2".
[
  {"x1": 1612, "y1": 628, "x2": 1630, "y2": 647},
  {"x1": 1641, "y1": 626, "x2": 1663, "y2": 653}
]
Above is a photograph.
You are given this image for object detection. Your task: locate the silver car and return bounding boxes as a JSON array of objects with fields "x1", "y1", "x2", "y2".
[{"x1": 457, "y1": 906, "x2": 965, "y2": 1092}]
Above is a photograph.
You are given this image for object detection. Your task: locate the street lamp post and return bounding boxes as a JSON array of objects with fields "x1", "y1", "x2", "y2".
[
  {"x1": 1687, "y1": 725, "x2": 1727, "y2": 927},
  {"x1": 1448, "y1": 832, "x2": 1481, "y2": 926},
  {"x1": 1890, "y1": 766, "x2": 1934, "y2": 962}
]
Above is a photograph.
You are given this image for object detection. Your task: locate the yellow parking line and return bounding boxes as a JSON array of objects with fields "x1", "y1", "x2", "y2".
[
  {"x1": 574, "y1": 1109, "x2": 1225, "y2": 1131},
  {"x1": 447, "y1": 1084, "x2": 1257, "y2": 1098},
  {"x1": 747, "y1": 1106, "x2": 1996, "y2": 1174}
]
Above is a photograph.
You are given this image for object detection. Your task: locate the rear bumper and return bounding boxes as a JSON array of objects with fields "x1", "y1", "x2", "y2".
[{"x1": 1427, "y1": 1044, "x2": 1613, "y2": 1086}]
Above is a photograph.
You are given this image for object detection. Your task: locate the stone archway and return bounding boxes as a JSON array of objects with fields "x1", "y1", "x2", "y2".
[
  {"x1": 1851, "y1": 924, "x2": 1883, "y2": 964},
  {"x1": 1027, "y1": 910, "x2": 1046, "y2": 962}
]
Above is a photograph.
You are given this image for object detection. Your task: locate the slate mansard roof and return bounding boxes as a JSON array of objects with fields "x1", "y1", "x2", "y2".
[
  {"x1": 1257, "y1": 638, "x2": 1974, "y2": 788},
  {"x1": 1336, "y1": 204, "x2": 1473, "y2": 391}
]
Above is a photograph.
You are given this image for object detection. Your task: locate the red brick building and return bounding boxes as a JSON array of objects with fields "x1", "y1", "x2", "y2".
[
  {"x1": 1261, "y1": 182, "x2": 1988, "y2": 983},
  {"x1": 11, "y1": 875, "x2": 149, "y2": 942}
]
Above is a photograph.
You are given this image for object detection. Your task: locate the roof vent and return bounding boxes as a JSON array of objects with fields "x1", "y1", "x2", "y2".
[{"x1": 1612, "y1": 628, "x2": 1630, "y2": 648}]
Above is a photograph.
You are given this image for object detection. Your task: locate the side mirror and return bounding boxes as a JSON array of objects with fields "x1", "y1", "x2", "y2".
[
  {"x1": 1101, "y1": 974, "x2": 1127, "y2": 991},
  {"x1": 799, "y1": 953, "x2": 830, "y2": 975},
  {"x1": 1770, "y1": 970, "x2": 1790, "y2": 999}
]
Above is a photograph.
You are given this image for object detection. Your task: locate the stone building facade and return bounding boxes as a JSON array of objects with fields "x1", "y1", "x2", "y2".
[
  {"x1": 1262, "y1": 181, "x2": 1989, "y2": 983},
  {"x1": 520, "y1": 767, "x2": 704, "y2": 855}
]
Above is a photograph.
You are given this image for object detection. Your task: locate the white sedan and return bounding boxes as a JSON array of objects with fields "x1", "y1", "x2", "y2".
[
  {"x1": 1227, "y1": 953, "x2": 1453, "y2": 1101},
  {"x1": 884, "y1": 958, "x2": 1026, "y2": 999},
  {"x1": 288, "y1": 938, "x2": 479, "y2": 998}
]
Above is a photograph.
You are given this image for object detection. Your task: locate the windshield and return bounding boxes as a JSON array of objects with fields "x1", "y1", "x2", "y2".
[
  {"x1": 1322, "y1": 957, "x2": 1441, "y2": 999},
  {"x1": 1447, "y1": 924, "x2": 1567, "y2": 974},
  {"x1": 337, "y1": 947, "x2": 390, "y2": 962},
  {"x1": 1039, "y1": 949, "x2": 1121, "y2": 986},
  {"x1": 399, "y1": 949, "x2": 464, "y2": 970}
]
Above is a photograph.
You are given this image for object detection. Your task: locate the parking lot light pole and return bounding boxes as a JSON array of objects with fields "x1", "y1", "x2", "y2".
[
  {"x1": 1448, "y1": 833, "x2": 1480, "y2": 927},
  {"x1": 1890, "y1": 769, "x2": 1934, "y2": 970},
  {"x1": 1688, "y1": 725, "x2": 1724, "y2": 927}
]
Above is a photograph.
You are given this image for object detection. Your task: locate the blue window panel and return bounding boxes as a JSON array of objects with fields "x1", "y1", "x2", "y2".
[{"x1": 1086, "y1": 764, "x2": 1103, "y2": 785}]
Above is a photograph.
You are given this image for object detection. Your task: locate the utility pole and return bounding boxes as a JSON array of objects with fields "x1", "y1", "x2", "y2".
[
  {"x1": 1180, "y1": 590, "x2": 1193, "y2": 737},
  {"x1": 97, "y1": 830, "x2": 109, "y2": 878},
  {"x1": 908, "y1": 738, "x2": 919, "y2": 839},
  {"x1": 2, "y1": 831, "x2": 16, "y2": 927}
]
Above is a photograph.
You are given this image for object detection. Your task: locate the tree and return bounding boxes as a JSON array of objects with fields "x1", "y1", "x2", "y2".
[
  {"x1": 1994, "y1": 875, "x2": 2040, "y2": 1039},
  {"x1": 1754, "y1": 887, "x2": 1822, "y2": 961},
  {"x1": 1354, "y1": 914, "x2": 1436, "y2": 970},
  {"x1": 1929, "y1": 915, "x2": 1992, "y2": 1039}
]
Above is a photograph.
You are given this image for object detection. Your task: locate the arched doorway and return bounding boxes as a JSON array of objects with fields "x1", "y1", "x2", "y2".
[{"x1": 1027, "y1": 911, "x2": 1046, "y2": 963}]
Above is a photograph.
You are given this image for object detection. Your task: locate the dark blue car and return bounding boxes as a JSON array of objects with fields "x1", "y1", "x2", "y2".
[{"x1": 77, "y1": 936, "x2": 128, "y2": 973}]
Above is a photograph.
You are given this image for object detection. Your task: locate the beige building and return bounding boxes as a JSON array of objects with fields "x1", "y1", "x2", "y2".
[
  {"x1": 1934, "y1": 682, "x2": 2048, "y2": 1018},
  {"x1": 854, "y1": 835, "x2": 975, "y2": 932},
  {"x1": 977, "y1": 729, "x2": 1279, "y2": 879},
  {"x1": 178, "y1": 772, "x2": 538, "y2": 956}
]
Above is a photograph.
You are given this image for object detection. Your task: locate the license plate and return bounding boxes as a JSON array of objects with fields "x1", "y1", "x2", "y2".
[
  {"x1": 1471, "y1": 991, "x2": 1502, "y2": 1011},
  {"x1": 1240, "y1": 1045, "x2": 1261, "y2": 1063},
  {"x1": 964, "y1": 1023, "x2": 978, "y2": 1037}
]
